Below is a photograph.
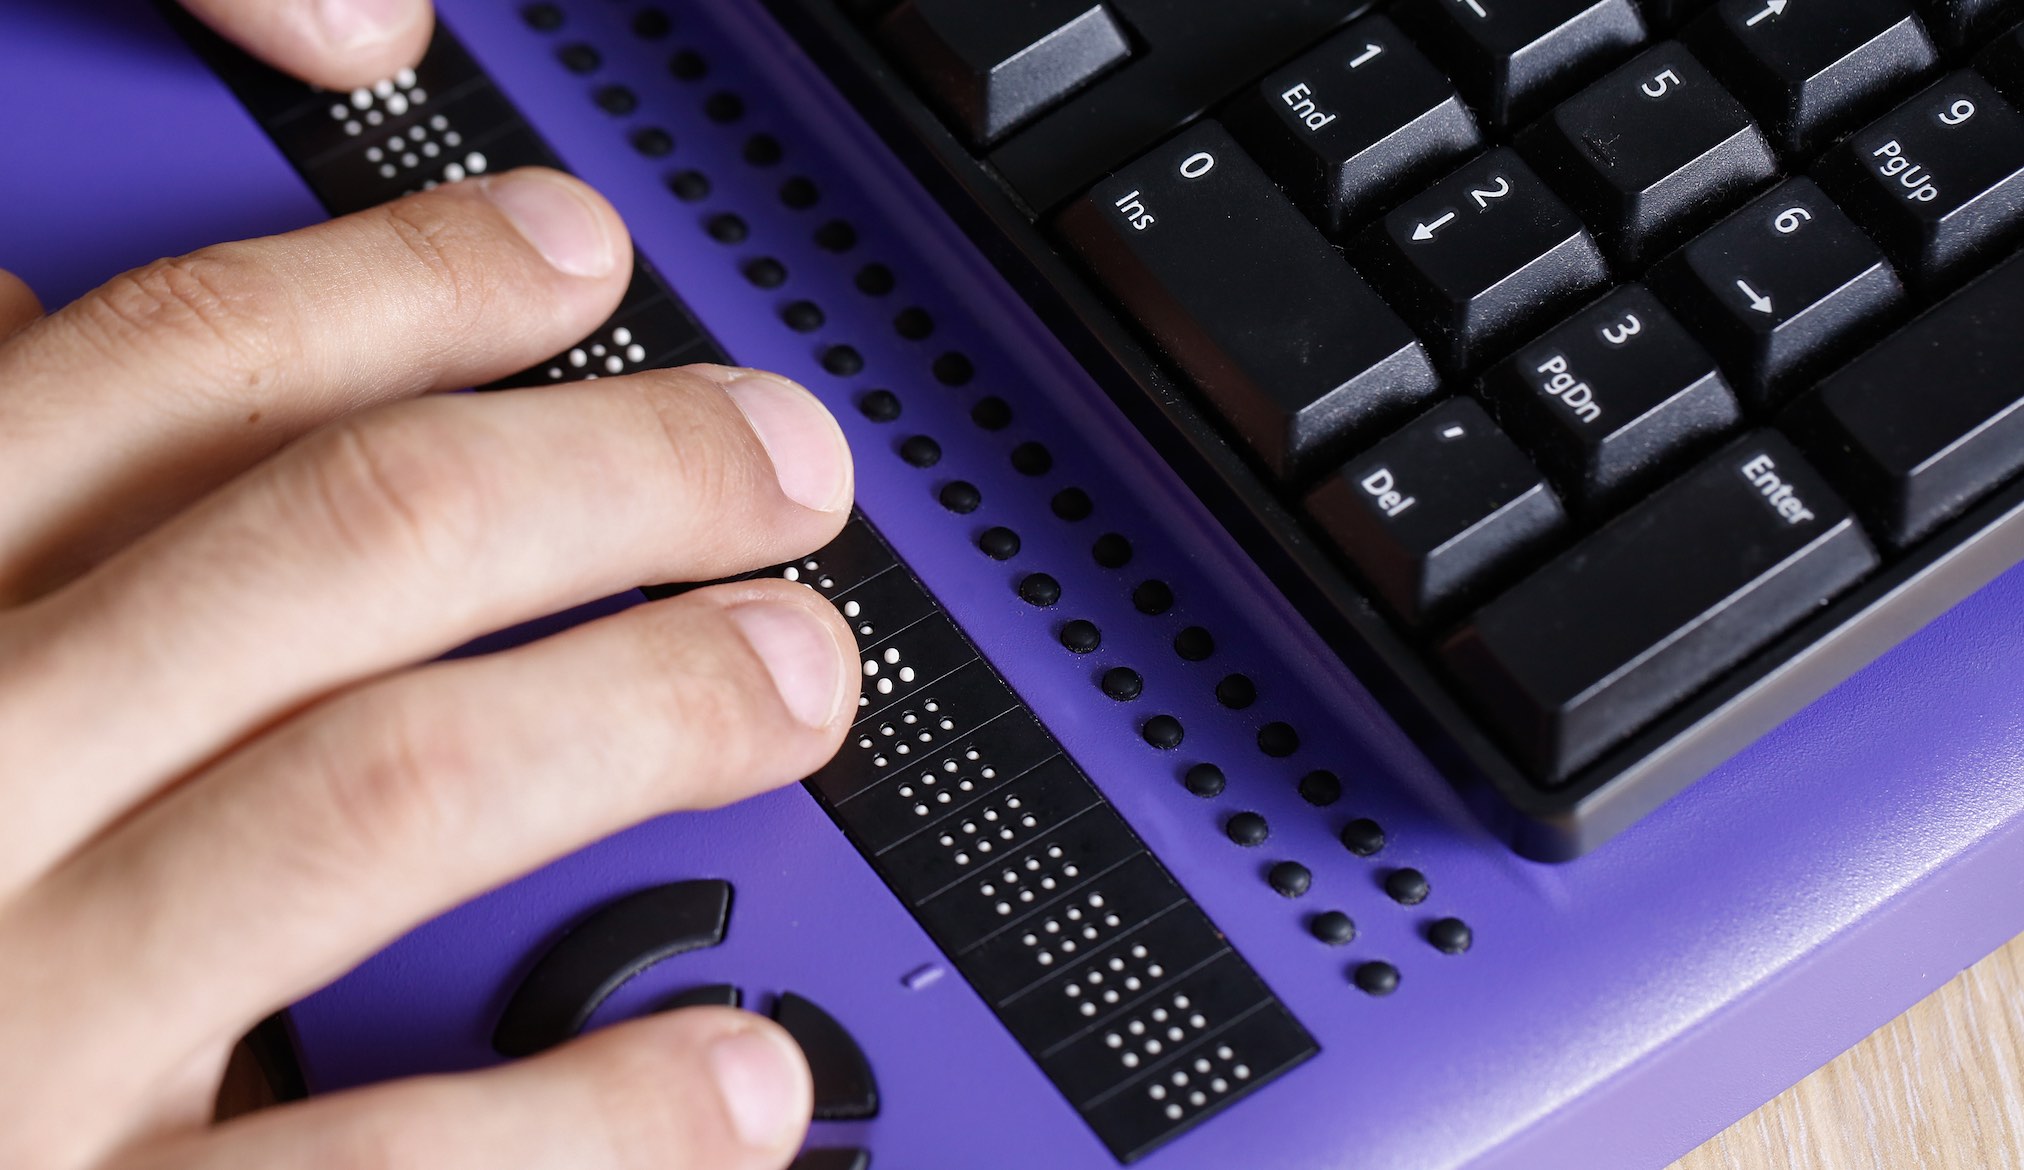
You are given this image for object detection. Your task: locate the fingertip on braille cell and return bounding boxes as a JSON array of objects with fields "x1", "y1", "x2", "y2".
[
  {"x1": 1142, "y1": 714, "x2": 1184, "y2": 749},
  {"x1": 1225, "y1": 810, "x2": 1268, "y2": 846},
  {"x1": 1298, "y1": 770, "x2": 1341, "y2": 807},
  {"x1": 1060, "y1": 619, "x2": 1101, "y2": 653},
  {"x1": 899, "y1": 435, "x2": 941, "y2": 467},
  {"x1": 1017, "y1": 572, "x2": 1060, "y2": 606},
  {"x1": 1267, "y1": 861, "x2": 1312, "y2": 898},
  {"x1": 1341, "y1": 818, "x2": 1385, "y2": 857},
  {"x1": 1354, "y1": 961, "x2": 1400, "y2": 996},
  {"x1": 1100, "y1": 667, "x2": 1144, "y2": 701},
  {"x1": 1385, "y1": 868, "x2": 1430, "y2": 906},
  {"x1": 1428, "y1": 917, "x2": 1473, "y2": 955},
  {"x1": 978, "y1": 526, "x2": 1020, "y2": 560},
  {"x1": 1183, "y1": 763, "x2": 1226, "y2": 798},
  {"x1": 939, "y1": 481, "x2": 982, "y2": 515}
]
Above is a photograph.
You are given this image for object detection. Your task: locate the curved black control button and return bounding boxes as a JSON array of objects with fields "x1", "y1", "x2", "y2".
[
  {"x1": 789, "y1": 1150, "x2": 870, "y2": 1170},
  {"x1": 492, "y1": 880, "x2": 732, "y2": 1057},
  {"x1": 656, "y1": 983, "x2": 743, "y2": 1012},
  {"x1": 773, "y1": 993, "x2": 880, "y2": 1120}
]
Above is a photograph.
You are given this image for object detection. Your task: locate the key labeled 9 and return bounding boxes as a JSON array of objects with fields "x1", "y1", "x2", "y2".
[{"x1": 1939, "y1": 98, "x2": 1976, "y2": 126}]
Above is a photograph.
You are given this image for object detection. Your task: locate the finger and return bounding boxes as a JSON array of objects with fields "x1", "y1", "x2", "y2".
[
  {"x1": 5, "y1": 582, "x2": 849, "y2": 1129},
  {"x1": 120, "y1": 1010, "x2": 811, "y2": 1170},
  {"x1": 0, "y1": 269, "x2": 42, "y2": 339},
  {"x1": 176, "y1": 0, "x2": 435, "y2": 92},
  {"x1": 0, "y1": 168, "x2": 630, "y2": 603},
  {"x1": 0, "y1": 366, "x2": 851, "y2": 890}
]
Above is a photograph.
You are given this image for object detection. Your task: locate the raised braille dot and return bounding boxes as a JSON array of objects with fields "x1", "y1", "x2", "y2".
[
  {"x1": 1297, "y1": 770, "x2": 1341, "y2": 807},
  {"x1": 667, "y1": 170, "x2": 711, "y2": 202},
  {"x1": 705, "y1": 213, "x2": 748, "y2": 243},
  {"x1": 1101, "y1": 667, "x2": 1144, "y2": 701},
  {"x1": 1258, "y1": 721, "x2": 1299, "y2": 758},
  {"x1": 594, "y1": 85, "x2": 638, "y2": 115},
  {"x1": 632, "y1": 7, "x2": 672, "y2": 38},
  {"x1": 742, "y1": 132, "x2": 783, "y2": 165},
  {"x1": 704, "y1": 91, "x2": 745, "y2": 122},
  {"x1": 899, "y1": 435, "x2": 941, "y2": 467},
  {"x1": 820, "y1": 345, "x2": 864, "y2": 376},
  {"x1": 1267, "y1": 861, "x2": 1312, "y2": 898},
  {"x1": 1354, "y1": 961, "x2": 1400, "y2": 996},
  {"x1": 1183, "y1": 763, "x2": 1226, "y2": 798},
  {"x1": 1017, "y1": 572, "x2": 1060, "y2": 606},
  {"x1": 815, "y1": 219, "x2": 858, "y2": 251},
  {"x1": 781, "y1": 300, "x2": 825, "y2": 332},
  {"x1": 1174, "y1": 626, "x2": 1214, "y2": 661},
  {"x1": 894, "y1": 307, "x2": 934, "y2": 339},
  {"x1": 978, "y1": 526, "x2": 1021, "y2": 560},
  {"x1": 969, "y1": 396, "x2": 1012, "y2": 430},
  {"x1": 1142, "y1": 715, "x2": 1185, "y2": 750},
  {"x1": 1225, "y1": 811, "x2": 1268, "y2": 846},
  {"x1": 1215, "y1": 674, "x2": 1256, "y2": 709},
  {"x1": 858, "y1": 389, "x2": 901, "y2": 422},
  {"x1": 557, "y1": 42, "x2": 600, "y2": 73},
  {"x1": 1092, "y1": 533, "x2": 1133, "y2": 569},
  {"x1": 1051, "y1": 487, "x2": 1094, "y2": 521},
  {"x1": 780, "y1": 176, "x2": 820, "y2": 209},
  {"x1": 1060, "y1": 619, "x2": 1101, "y2": 653},
  {"x1": 856, "y1": 263, "x2": 895, "y2": 295},
  {"x1": 1386, "y1": 868, "x2": 1430, "y2": 906},
  {"x1": 939, "y1": 480, "x2": 982, "y2": 514},
  {"x1": 1011, "y1": 442, "x2": 1053, "y2": 476},
  {"x1": 668, "y1": 49, "x2": 708, "y2": 80},
  {"x1": 1310, "y1": 911, "x2": 1355, "y2": 946},
  {"x1": 932, "y1": 352, "x2": 974, "y2": 386},
  {"x1": 521, "y1": 3, "x2": 564, "y2": 30},
  {"x1": 1132, "y1": 580, "x2": 1174, "y2": 615},
  {"x1": 630, "y1": 127, "x2": 674, "y2": 157},
  {"x1": 1341, "y1": 818, "x2": 1386, "y2": 857},
  {"x1": 1428, "y1": 917, "x2": 1473, "y2": 955}
]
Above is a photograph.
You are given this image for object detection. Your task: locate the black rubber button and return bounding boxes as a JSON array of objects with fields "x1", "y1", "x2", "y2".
[
  {"x1": 1132, "y1": 580, "x2": 1174, "y2": 615},
  {"x1": 521, "y1": 3, "x2": 564, "y2": 30},
  {"x1": 1017, "y1": 572, "x2": 1060, "y2": 606},
  {"x1": 821, "y1": 345, "x2": 864, "y2": 376},
  {"x1": 668, "y1": 49, "x2": 708, "y2": 80},
  {"x1": 1258, "y1": 721, "x2": 1299, "y2": 758},
  {"x1": 667, "y1": 170, "x2": 710, "y2": 202},
  {"x1": 655, "y1": 983, "x2": 742, "y2": 1012},
  {"x1": 856, "y1": 263, "x2": 895, "y2": 295},
  {"x1": 1385, "y1": 868, "x2": 1430, "y2": 906},
  {"x1": 1051, "y1": 487, "x2": 1094, "y2": 521},
  {"x1": 815, "y1": 219, "x2": 858, "y2": 251},
  {"x1": 1310, "y1": 910, "x2": 1356, "y2": 946},
  {"x1": 743, "y1": 133, "x2": 783, "y2": 165},
  {"x1": 1101, "y1": 667, "x2": 1144, "y2": 700},
  {"x1": 939, "y1": 481, "x2": 982, "y2": 514},
  {"x1": 491, "y1": 880, "x2": 731, "y2": 1057},
  {"x1": 594, "y1": 85, "x2": 638, "y2": 115},
  {"x1": 857, "y1": 389, "x2": 901, "y2": 422},
  {"x1": 978, "y1": 526, "x2": 1020, "y2": 560},
  {"x1": 970, "y1": 396, "x2": 1012, "y2": 430},
  {"x1": 1215, "y1": 674, "x2": 1257, "y2": 709},
  {"x1": 1174, "y1": 626, "x2": 1215, "y2": 661},
  {"x1": 1183, "y1": 762, "x2": 1226, "y2": 798},
  {"x1": 631, "y1": 7, "x2": 672, "y2": 38},
  {"x1": 1354, "y1": 961, "x2": 1401, "y2": 996},
  {"x1": 1268, "y1": 860, "x2": 1313, "y2": 898},
  {"x1": 773, "y1": 993, "x2": 879, "y2": 1120},
  {"x1": 1142, "y1": 714, "x2": 1185, "y2": 749},
  {"x1": 899, "y1": 435, "x2": 941, "y2": 467},
  {"x1": 705, "y1": 213, "x2": 748, "y2": 243},
  {"x1": 895, "y1": 307, "x2": 935, "y2": 339},
  {"x1": 1297, "y1": 770, "x2": 1341, "y2": 807},
  {"x1": 742, "y1": 256, "x2": 786, "y2": 287},
  {"x1": 1010, "y1": 441, "x2": 1053, "y2": 476},
  {"x1": 1060, "y1": 619, "x2": 1101, "y2": 652},
  {"x1": 782, "y1": 300, "x2": 825, "y2": 332},
  {"x1": 1092, "y1": 533, "x2": 1132, "y2": 569},
  {"x1": 1225, "y1": 810, "x2": 1270, "y2": 846},
  {"x1": 1428, "y1": 917, "x2": 1473, "y2": 955},
  {"x1": 557, "y1": 43, "x2": 600, "y2": 73},
  {"x1": 1341, "y1": 818, "x2": 1386, "y2": 857},
  {"x1": 932, "y1": 352, "x2": 975, "y2": 386},
  {"x1": 704, "y1": 91, "x2": 745, "y2": 123},
  {"x1": 781, "y1": 176, "x2": 820, "y2": 209},
  {"x1": 631, "y1": 127, "x2": 674, "y2": 157}
]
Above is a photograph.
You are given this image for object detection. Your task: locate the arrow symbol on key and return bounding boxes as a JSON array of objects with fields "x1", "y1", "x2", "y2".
[
  {"x1": 1737, "y1": 279, "x2": 1774, "y2": 314},
  {"x1": 1413, "y1": 211, "x2": 1457, "y2": 241},
  {"x1": 1746, "y1": 0, "x2": 1787, "y2": 26}
]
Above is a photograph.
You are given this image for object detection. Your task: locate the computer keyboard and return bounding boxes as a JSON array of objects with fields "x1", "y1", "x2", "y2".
[{"x1": 769, "y1": 0, "x2": 2024, "y2": 856}]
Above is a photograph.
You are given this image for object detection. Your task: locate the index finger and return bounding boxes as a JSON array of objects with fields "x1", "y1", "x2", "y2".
[{"x1": 178, "y1": 0, "x2": 435, "y2": 91}]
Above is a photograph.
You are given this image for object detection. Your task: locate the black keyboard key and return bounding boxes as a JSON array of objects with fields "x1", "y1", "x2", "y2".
[
  {"x1": 879, "y1": 0, "x2": 1131, "y2": 145},
  {"x1": 1479, "y1": 285, "x2": 1741, "y2": 513},
  {"x1": 1520, "y1": 43, "x2": 1776, "y2": 266},
  {"x1": 1357, "y1": 147, "x2": 1609, "y2": 372},
  {"x1": 1442, "y1": 431, "x2": 1878, "y2": 780},
  {"x1": 1687, "y1": 0, "x2": 1939, "y2": 157},
  {"x1": 1638, "y1": 0, "x2": 1717, "y2": 30},
  {"x1": 1057, "y1": 122, "x2": 1440, "y2": 480},
  {"x1": 1977, "y1": 21, "x2": 2024, "y2": 107},
  {"x1": 1224, "y1": 17, "x2": 1482, "y2": 234},
  {"x1": 1306, "y1": 398, "x2": 1567, "y2": 626},
  {"x1": 1395, "y1": 0, "x2": 1648, "y2": 130},
  {"x1": 1649, "y1": 178, "x2": 1905, "y2": 408},
  {"x1": 1816, "y1": 71, "x2": 2024, "y2": 293},
  {"x1": 1784, "y1": 251, "x2": 2024, "y2": 548},
  {"x1": 1918, "y1": 0, "x2": 2024, "y2": 51}
]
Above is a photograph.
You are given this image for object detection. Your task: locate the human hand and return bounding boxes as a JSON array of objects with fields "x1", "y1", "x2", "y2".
[{"x1": 0, "y1": 117, "x2": 854, "y2": 1170}]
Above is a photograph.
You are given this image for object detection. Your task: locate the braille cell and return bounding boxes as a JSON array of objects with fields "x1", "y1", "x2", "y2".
[
  {"x1": 782, "y1": 300, "x2": 825, "y2": 332},
  {"x1": 816, "y1": 219, "x2": 859, "y2": 252},
  {"x1": 856, "y1": 263, "x2": 895, "y2": 295},
  {"x1": 857, "y1": 389, "x2": 901, "y2": 422},
  {"x1": 1142, "y1": 715, "x2": 1185, "y2": 749},
  {"x1": 704, "y1": 91, "x2": 745, "y2": 123},
  {"x1": 594, "y1": 85, "x2": 638, "y2": 116},
  {"x1": 1340, "y1": 818, "x2": 1386, "y2": 857},
  {"x1": 939, "y1": 481, "x2": 983, "y2": 515},
  {"x1": 1353, "y1": 961, "x2": 1400, "y2": 996},
  {"x1": 1018, "y1": 572, "x2": 1061, "y2": 605},
  {"x1": 1297, "y1": 770, "x2": 1341, "y2": 807},
  {"x1": 669, "y1": 49, "x2": 708, "y2": 81},
  {"x1": 705, "y1": 213, "x2": 748, "y2": 243},
  {"x1": 1174, "y1": 627, "x2": 1214, "y2": 662},
  {"x1": 1309, "y1": 911, "x2": 1355, "y2": 946},
  {"x1": 630, "y1": 127, "x2": 674, "y2": 157},
  {"x1": 970, "y1": 397, "x2": 1012, "y2": 430},
  {"x1": 557, "y1": 43, "x2": 599, "y2": 74},
  {"x1": 820, "y1": 345, "x2": 864, "y2": 376},
  {"x1": 899, "y1": 435, "x2": 942, "y2": 468},
  {"x1": 1051, "y1": 487, "x2": 1094, "y2": 521},
  {"x1": 1267, "y1": 861, "x2": 1312, "y2": 898},
  {"x1": 1428, "y1": 917, "x2": 1473, "y2": 955},
  {"x1": 1225, "y1": 811, "x2": 1269, "y2": 846},
  {"x1": 744, "y1": 133, "x2": 783, "y2": 165},
  {"x1": 1215, "y1": 674, "x2": 1256, "y2": 710},
  {"x1": 1101, "y1": 667, "x2": 1145, "y2": 701},
  {"x1": 1092, "y1": 533, "x2": 1132, "y2": 569},
  {"x1": 895, "y1": 307, "x2": 935, "y2": 339},
  {"x1": 521, "y1": 3, "x2": 564, "y2": 31},
  {"x1": 742, "y1": 256, "x2": 786, "y2": 287},
  {"x1": 978, "y1": 526, "x2": 1021, "y2": 560},
  {"x1": 631, "y1": 7, "x2": 672, "y2": 39},
  {"x1": 1257, "y1": 722, "x2": 1299, "y2": 758},
  {"x1": 1385, "y1": 868, "x2": 1429, "y2": 906},
  {"x1": 1132, "y1": 579, "x2": 1174, "y2": 615},
  {"x1": 1060, "y1": 619, "x2": 1102, "y2": 653},
  {"x1": 1183, "y1": 763, "x2": 1227, "y2": 798},
  {"x1": 667, "y1": 170, "x2": 711, "y2": 202},
  {"x1": 1011, "y1": 442, "x2": 1054, "y2": 476},
  {"x1": 781, "y1": 176, "x2": 820, "y2": 209}
]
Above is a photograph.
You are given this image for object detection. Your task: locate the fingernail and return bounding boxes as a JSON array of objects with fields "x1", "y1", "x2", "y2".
[
  {"x1": 708, "y1": 1027, "x2": 809, "y2": 1150},
  {"x1": 483, "y1": 171, "x2": 618, "y2": 278},
  {"x1": 315, "y1": 0, "x2": 415, "y2": 51},
  {"x1": 725, "y1": 375, "x2": 853, "y2": 513},
  {"x1": 728, "y1": 601, "x2": 850, "y2": 729}
]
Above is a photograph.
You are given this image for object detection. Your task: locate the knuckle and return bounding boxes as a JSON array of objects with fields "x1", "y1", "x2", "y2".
[
  {"x1": 294, "y1": 411, "x2": 491, "y2": 581},
  {"x1": 81, "y1": 251, "x2": 296, "y2": 392},
  {"x1": 633, "y1": 372, "x2": 772, "y2": 519},
  {"x1": 299, "y1": 687, "x2": 484, "y2": 872},
  {"x1": 374, "y1": 195, "x2": 506, "y2": 325}
]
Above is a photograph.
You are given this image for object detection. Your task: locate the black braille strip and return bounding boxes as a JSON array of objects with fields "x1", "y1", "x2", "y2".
[
  {"x1": 1341, "y1": 818, "x2": 1386, "y2": 857},
  {"x1": 1428, "y1": 918, "x2": 1473, "y2": 955},
  {"x1": 1310, "y1": 910, "x2": 1355, "y2": 946},
  {"x1": 1017, "y1": 572, "x2": 1060, "y2": 606},
  {"x1": 1353, "y1": 961, "x2": 1400, "y2": 996},
  {"x1": 703, "y1": 91, "x2": 745, "y2": 123},
  {"x1": 1385, "y1": 868, "x2": 1430, "y2": 906},
  {"x1": 667, "y1": 170, "x2": 711, "y2": 202},
  {"x1": 742, "y1": 133, "x2": 783, "y2": 165},
  {"x1": 1183, "y1": 763, "x2": 1226, "y2": 798},
  {"x1": 1051, "y1": 487, "x2": 1093, "y2": 521},
  {"x1": 1010, "y1": 442, "x2": 1053, "y2": 476},
  {"x1": 1297, "y1": 770, "x2": 1342, "y2": 807},
  {"x1": 1132, "y1": 579, "x2": 1174, "y2": 615},
  {"x1": 1258, "y1": 721, "x2": 1299, "y2": 758},
  {"x1": 630, "y1": 127, "x2": 674, "y2": 157},
  {"x1": 894, "y1": 307, "x2": 934, "y2": 339},
  {"x1": 1100, "y1": 667, "x2": 1144, "y2": 701},
  {"x1": 668, "y1": 49, "x2": 708, "y2": 80},
  {"x1": 815, "y1": 219, "x2": 858, "y2": 252},
  {"x1": 857, "y1": 389, "x2": 901, "y2": 422},
  {"x1": 931, "y1": 352, "x2": 974, "y2": 386},
  {"x1": 1174, "y1": 626, "x2": 1215, "y2": 661},
  {"x1": 705, "y1": 213, "x2": 748, "y2": 243},
  {"x1": 1215, "y1": 674, "x2": 1256, "y2": 710},
  {"x1": 1268, "y1": 861, "x2": 1312, "y2": 898},
  {"x1": 1225, "y1": 811, "x2": 1268, "y2": 846},
  {"x1": 970, "y1": 396, "x2": 1012, "y2": 430},
  {"x1": 780, "y1": 176, "x2": 820, "y2": 209},
  {"x1": 741, "y1": 256, "x2": 786, "y2": 287},
  {"x1": 820, "y1": 345, "x2": 863, "y2": 376},
  {"x1": 1059, "y1": 619, "x2": 1101, "y2": 653},
  {"x1": 978, "y1": 526, "x2": 1020, "y2": 560},
  {"x1": 1142, "y1": 715, "x2": 1184, "y2": 749},
  {"x1": 939, "y1": 481, "x2": 983, "y2": 515},
  {"x1": 594, "y1": 85, "x2": 638, "y2": 115},
  {"x1": 557, "y1": 43, "x2": 600, "y2": 74},
  {"x1": 521, "y1": 3, "x2": 564, "y2": 30},
  {"x1": 781, "y1": 300, "x2": 824, "y2": 332},
  {"x1": 1091, "y1": 533, "x2": 1132, "y2": 569},
  {"x1": 632, "y1": 7, "x2": 672, "y2": 39},
  {"x1": 899, "y1": 435, "x2": 941, "y2": 467},
  {"x1": 855, "y1": 263, "x2": 895, "y2": 295}
]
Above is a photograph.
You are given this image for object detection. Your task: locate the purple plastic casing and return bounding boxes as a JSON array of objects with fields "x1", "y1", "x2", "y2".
[{"x1": 5, "y1": 2, "x2": 2023, "y2": 1167}]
